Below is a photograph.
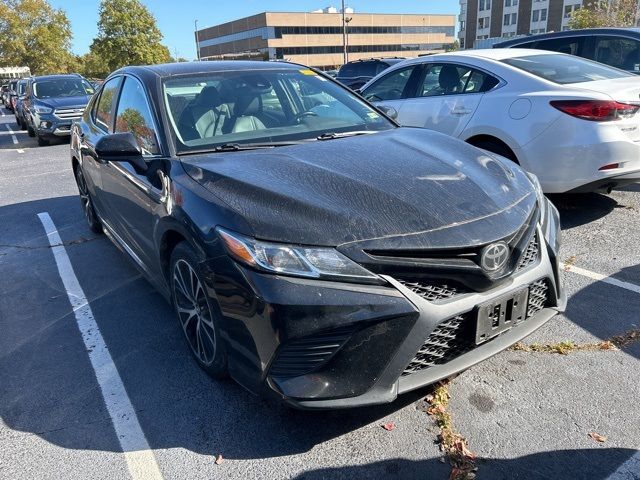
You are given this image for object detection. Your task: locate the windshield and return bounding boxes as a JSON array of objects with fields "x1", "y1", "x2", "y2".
[
  {"x1": 33, "y1": 78, "x2": 94, "y2": 99},
  {"x1": 17, "y1": 81, "x2": 26, "y2": 95},
  {"x1": 163, "y1": 68, "x2": 394, "y2": 153},
  {"x1": 503, "y1": 54, "x2": 633, "y2": 84}
]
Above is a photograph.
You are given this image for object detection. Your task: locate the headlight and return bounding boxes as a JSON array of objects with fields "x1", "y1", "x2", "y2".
[
  {"x1": 34, "y1": 105, "x2": 53, "y2": 114},
  {"x1": 217, "y1": 227, "x2": 382, "y2": 284},
  {"x1": 526, "y1": 172, "x2": 560, "y2": 252}
]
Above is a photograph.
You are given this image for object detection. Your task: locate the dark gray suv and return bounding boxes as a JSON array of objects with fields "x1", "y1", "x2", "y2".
[{"x1": 494, "y1": 28, "x2": 640, "y2": 74}]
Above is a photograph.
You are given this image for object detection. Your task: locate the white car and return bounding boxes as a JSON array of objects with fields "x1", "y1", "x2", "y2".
[{"x1": 360, "y1": 49, "x2": 640, "y2": 193}]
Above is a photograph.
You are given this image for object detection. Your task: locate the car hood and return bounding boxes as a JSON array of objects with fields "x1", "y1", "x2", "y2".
[
  {"x1": 181, "y1": 128, "x2": 536, "y2": 249},
  {"x1": 35, "y1": 95, "x2": 89, "y2": 109}
]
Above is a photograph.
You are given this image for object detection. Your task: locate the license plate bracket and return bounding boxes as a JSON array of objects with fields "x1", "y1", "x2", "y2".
[{"x1": 475, "y1": 288, "x2": 529, "y2": 345}]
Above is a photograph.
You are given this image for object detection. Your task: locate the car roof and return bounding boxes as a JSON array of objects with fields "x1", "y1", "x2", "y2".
[
  {"x1": 32, "y1": 74, "x2": 85, "y2": 82},
  {"x1": 494, "y1": 27, "x2": 640, "y2": 47},
  {"x1": 116, "y1": 61, "x2": 304, "y2": 79},
  {"x1": 398, "y1": 48, "x2": 559, "y2": 65}
]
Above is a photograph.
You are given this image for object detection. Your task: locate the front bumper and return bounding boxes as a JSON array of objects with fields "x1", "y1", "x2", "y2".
[{"x1": 206, "y1": 225, "x2": 565, "y2": 409}]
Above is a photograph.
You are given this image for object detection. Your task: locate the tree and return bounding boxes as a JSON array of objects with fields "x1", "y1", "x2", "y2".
[
  {"x1": 568, "y1": 0, "x2": 639, "y2": 29},
  {"x1": 77, "y1": 51, "x2": 109, "y2": 79},
  {"x1": 0, "y1": 0, "x2": 76, "y2": 75},
  {"x1": 445, "y1": 40, "x2": 460, "y2": 53},
  {"x1": 90, "y1": 0, "x2": 171, "y2": 77}
]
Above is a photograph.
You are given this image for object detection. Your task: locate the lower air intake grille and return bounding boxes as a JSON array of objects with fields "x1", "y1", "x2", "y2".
[
  {"x1": 269, "y1": 326, "x2": 354, "y2": 378},
  {"x1": 402, "y1": 278, "x2": 551, "y2": 376},
  {"x1": 516, "y1": 233, "x2": 540, "y2": 271},
  {"x1": 396, "y1": 279, "x2": 470, "y2": 302}
]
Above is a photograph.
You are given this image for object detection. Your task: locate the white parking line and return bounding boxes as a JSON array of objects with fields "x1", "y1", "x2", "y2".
[
  {"x1": 5, "y1": 124, "x2": 18, "y2": 144},
  {"x1": 37, "y1": 212, "x2": 164, "y2": 480},
  {"x1": 562, "y1": 263, "x2": 640, "y2": 295}
]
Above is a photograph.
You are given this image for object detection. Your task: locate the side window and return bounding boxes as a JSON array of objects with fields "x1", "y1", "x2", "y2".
[
  {"x1": 594, "y1": 36, "x2": 640, "y2": 72},
  {"x1": 115, "y1": 76, "x2": 160, "y2": 156},
  {"x1": 536, "y1": 37, "x2": 581, "y2": 56},
  {"x1": 362, "y1": 66, "x2": 417, "y2": 101},
  {"x1": 419, "y1": 64, "x2": 499, "y2": 96},
  {"x1": 93, "y1": 77, "x2": 122, "y2": 132}
]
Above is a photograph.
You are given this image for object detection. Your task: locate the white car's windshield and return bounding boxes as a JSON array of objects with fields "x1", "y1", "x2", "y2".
[
  {"x1": 503, "y1": 54, "x2": 633, "y2": 84},
  {"x1": 33, "y1": 79, "x2": 94, "y2": 99},
  {"x1": 163, "y1": 68, "x2": 394, "y2": 153}
]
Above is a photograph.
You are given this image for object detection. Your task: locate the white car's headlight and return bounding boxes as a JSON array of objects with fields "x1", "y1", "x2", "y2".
[
  {"x1": 34, "y1": 105, "x2": 53, "y2": 114},
  {"x1": 217, "y1": 227, "x2": 382, "y2": 284}
]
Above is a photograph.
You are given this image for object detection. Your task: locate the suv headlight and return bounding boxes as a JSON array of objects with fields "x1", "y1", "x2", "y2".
[
  {"x1": 217, "y1": 227, "x2": 382, "y2": 284},
  {"x1": 34, "y1": 105, "x2": 53, "y2": 114}
]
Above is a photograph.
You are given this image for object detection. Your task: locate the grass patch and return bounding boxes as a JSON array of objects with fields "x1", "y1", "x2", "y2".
[{"x1": 510, "y1": 328, "x2": 640, "y2": 354}]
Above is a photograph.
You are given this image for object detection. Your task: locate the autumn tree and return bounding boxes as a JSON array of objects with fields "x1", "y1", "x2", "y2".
[
  {"x1": 90, "y1": 0, "x2": 171, "y2": 77},
  {"x1": 568, "y1": 0, "x2": 639, "y2": 29},
  {"x1": 0, "y1": 0, "x2": 76, "y2": 74}
]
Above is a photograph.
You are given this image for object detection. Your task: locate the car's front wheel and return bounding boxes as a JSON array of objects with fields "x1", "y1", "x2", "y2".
[
  {"x1": 74, "y1": 165, "x2": 102, "y2": 233},
  {"x1": 170, "y1": 242, "x2": 227, "y2": 378},
  {"x1": 27, "y1": 123, "x2": 35, "y2": 137}
]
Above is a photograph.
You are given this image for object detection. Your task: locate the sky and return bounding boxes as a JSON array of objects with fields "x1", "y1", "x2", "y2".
[{"x1": 48, "y1": 0, "x2": 459, "y2": 61}]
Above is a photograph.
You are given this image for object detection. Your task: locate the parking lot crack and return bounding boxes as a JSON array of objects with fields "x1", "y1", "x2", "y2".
[{"x1": 0, "y1": 236, "x2": 100, "y2": 252}]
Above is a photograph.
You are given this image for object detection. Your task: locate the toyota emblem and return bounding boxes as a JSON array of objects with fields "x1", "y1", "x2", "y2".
[{"x1": 480, "y1": 242, "x2": 509, "y2": 272}]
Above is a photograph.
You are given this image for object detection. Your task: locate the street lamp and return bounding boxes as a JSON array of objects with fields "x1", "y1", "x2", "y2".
[
  {"x1": 341, "y1": 0, "x2": 347, "y2": 64},
  {"x1": 195, "y1": 20, "x2": 201, "y2": 61}
]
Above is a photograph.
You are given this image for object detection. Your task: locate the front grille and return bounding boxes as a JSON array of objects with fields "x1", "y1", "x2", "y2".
[
  {"x1": 269, "y1": 326, "x2": 354, "y2": 378},
  {"x1": 402, "y1": 278, "x2": 551, "y2": 376},
  {"x1": 54, "y1": 107, "x2": 85, "y2": 120},
  {"x1": 516, "y1": 233, "x2": 540, "y2": 272},
  {"x1": 396, "y1": 279, "x2": 470, "y2": 302},
  {"x1": 527, "y1": 279, "x2": 549, "y2": 317}
]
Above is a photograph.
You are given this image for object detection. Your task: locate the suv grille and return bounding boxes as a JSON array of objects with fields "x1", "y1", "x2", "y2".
[
  {"x1": 401, "y1": 278, "x2": 551, "y2": 376},
  {"x1": 269, "y1": 326, "x2": 354, "y2": 378},
  {"x1": 54, "y1": 107, "x2": 85, "y2": 120},
  {"x1": 516, "y1": 233, "x2": 539, "y2": 271},
  {"x1": 396, "y1": 279, "x2": 470, "y2": 302}
]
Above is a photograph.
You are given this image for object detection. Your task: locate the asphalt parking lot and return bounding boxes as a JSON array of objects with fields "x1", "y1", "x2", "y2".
[{"x1": 1, "y1": 106, "x2": 639, "y2": 480}]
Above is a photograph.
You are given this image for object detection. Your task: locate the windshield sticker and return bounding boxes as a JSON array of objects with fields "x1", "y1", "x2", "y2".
[
  {"x1": 367, "y1": 112, "x2": 380, "y2": 119},
  {"x1": 299, "y1": 69, "x2": 317, "y2": 76}
]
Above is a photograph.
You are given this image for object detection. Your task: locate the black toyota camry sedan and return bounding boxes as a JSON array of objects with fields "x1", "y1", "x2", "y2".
[{"x1": 70, "y1": 61, "x2": 565, "y2": 409}]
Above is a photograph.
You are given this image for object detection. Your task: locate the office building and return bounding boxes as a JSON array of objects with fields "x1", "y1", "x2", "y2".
[{"x1": 195, "y1": 9, "x2": 456, "y2": 69}]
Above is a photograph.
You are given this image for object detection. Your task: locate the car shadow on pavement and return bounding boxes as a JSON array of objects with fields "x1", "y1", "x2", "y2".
[
  {"x1": 291, "y1": 448, "x2": 639, "y2": 480},
  {"x1": 0, "y1": 196, "x2": 638, "y2": 474},
  {"x1": 549, "y1": 193, "x2": 618, "y2": 229}
]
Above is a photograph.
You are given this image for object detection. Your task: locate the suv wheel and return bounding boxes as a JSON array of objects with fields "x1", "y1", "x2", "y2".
[
  {"x1": 170, "y1": 242, "x2": 228, "y2": 378},
  {"x1": 27, "y1": 124, "x2": 35, "y2": 137},
  {"x1": 74, "y1": 166, "x2": 102, "y2": 233}
]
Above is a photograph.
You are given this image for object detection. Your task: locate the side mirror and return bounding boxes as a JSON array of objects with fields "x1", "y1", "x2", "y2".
[
  {"x1": 95, "y1": 132, "x2": 147, "y2": 172},
  {"x1": 377, "y1": 105, "x2": 398, "y2": 120}
]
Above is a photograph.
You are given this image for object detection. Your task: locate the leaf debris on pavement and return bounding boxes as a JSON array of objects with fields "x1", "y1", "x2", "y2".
[
  {"x1": 510, "y1": 328, "x2": 640, "y2": 355},
  {"x1": 381, "y1": 422, "x2": 396, "y2": 431},
  {"x1": 214, "y1": 454, "x2": 224, "y2": 465},
  {"x1": 588, "y1": 432, "x2": 607, "y2": 443}
]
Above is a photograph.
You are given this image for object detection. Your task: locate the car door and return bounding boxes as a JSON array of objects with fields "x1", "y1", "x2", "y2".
[
  {"x1": 77, "y1": 76, "x2": 124, "y2": 218},
  {"x1": 361, "y1": 64, "x2": 422, "y2": 116},
  {"x1": 397, "y1": 62, "x2": 497, "y2": 137},
  {"x1": 98, "y1": 74, "x2": 165, "y2": 274}
]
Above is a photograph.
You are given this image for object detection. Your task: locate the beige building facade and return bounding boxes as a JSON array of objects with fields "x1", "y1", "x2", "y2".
[{"x1": 196, "y1": 11, "x2": 456, "y2": 69}]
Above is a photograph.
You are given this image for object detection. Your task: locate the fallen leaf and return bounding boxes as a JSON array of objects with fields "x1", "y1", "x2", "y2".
[
  {"x1": 425, "y1": 394, "x2": 434, "y2": 403},
  {"x1": 382, "y1": 422, "x2": 396, "y2": 431},
  {"x1": 214, "y1": 454, "x2": 224, "y2": 465},
  {"x1": 588, "y1": 432, "x2": 607, "y2": 443}
]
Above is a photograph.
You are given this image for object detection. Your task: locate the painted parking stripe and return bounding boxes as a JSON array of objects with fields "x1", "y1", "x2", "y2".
[
  {"x1": 5, "y1": 124, "x2": 18, "y2": 144},
  {"x1": 37, "y1": 212, "x2": 164, "y2": 480},
  {"x1": 562, "y1": 263, "x2": 640, "y2": 295}
]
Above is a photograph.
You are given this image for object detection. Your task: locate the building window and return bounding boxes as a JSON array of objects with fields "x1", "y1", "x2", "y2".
[
  {"x1": 540, "y1": 8, "x2": 547, "y2": 21},
  {"x1": 503, "y1": 13, "x2": 517, "y2": 25},
  {"x1": 564, "y1": 4, "x2": 580, "y2": 19},
  {"x1": 478, "y1": 16, "x2": 490, "y2": 29},
  {"x1": 532, "y1": 9, "x2": 539, "y2": 22},
  {"x1": 504, "y1": 0, "x2": 518, "y2": 6},
  {"x1": 478, "y1": 0, "x2": 491, "y2": 11},
  {"x1": 460, "y1": 20, "x2": 466, "y2": 30}
]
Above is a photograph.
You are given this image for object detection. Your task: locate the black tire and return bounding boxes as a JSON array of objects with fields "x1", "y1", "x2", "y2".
[
  {"x1": 471, "y1": 139, "x2": 518, "y2": 163},
  {"x1": 19, "y1": 118, "x2": 26, "y2": 130},
  {"x1": 27, "y1": 124, "x2": 35, "y2": 137},
  {"x1": 74, "y1": 166, "x2": 103, "y2": 234},
  {"x1": 170, "y1": 242, "x2": 228, "y2": 378},
  {"x1": 37, "y1": 134, "x2": 49, "y2": 146}
]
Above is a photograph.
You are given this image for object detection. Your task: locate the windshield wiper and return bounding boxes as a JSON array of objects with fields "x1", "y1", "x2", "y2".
[
  {"x1": 206, "y1": 141, "x2": 303, "y2": 153},
  {"x1": 316, "y1": 131, "x2": 375, "y2": 141}
]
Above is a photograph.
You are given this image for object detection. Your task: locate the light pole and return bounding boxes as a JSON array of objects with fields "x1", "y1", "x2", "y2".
[
  {"x1": 341, "y1": 0, "x2": 347, "y2": 64},
  {"x1": 194, "y1": 20, "x2": 201, "y2": 61}
]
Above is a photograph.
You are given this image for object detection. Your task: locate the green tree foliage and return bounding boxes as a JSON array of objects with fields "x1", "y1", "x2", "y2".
[
  {"x1": 0, "y1": 0, "x2": 76, "y2": 75},
  {"x1": 568, "y1": 0, "x2": 639, "y2": 29},
  {"x1": 445, "y1": 40, "x2": 460, "y2": 53},
  {"x1": 90, "y1": 0, "x2": 171, "y2": 77}
]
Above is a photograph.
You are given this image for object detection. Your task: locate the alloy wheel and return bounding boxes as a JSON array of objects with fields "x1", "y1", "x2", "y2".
[
  {"x1": 172, "y1": 259, "x2": 217, "y2": 366},
  {"x1": 75, "y1": 168, "x2": 98, "y2": 229}
]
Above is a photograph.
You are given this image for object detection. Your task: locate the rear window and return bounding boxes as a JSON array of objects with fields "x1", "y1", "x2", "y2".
[
  {"x1": 338, "y1": 61, "x2": 389, "y2": 78},
  {"x1": 503, "y1": 54, "x2": 632, "y2": 84}
]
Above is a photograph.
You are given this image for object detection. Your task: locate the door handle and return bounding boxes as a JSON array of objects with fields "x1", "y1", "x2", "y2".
[{"x1": 451, "y1": 108, "x2": 472, "y2": 116}]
